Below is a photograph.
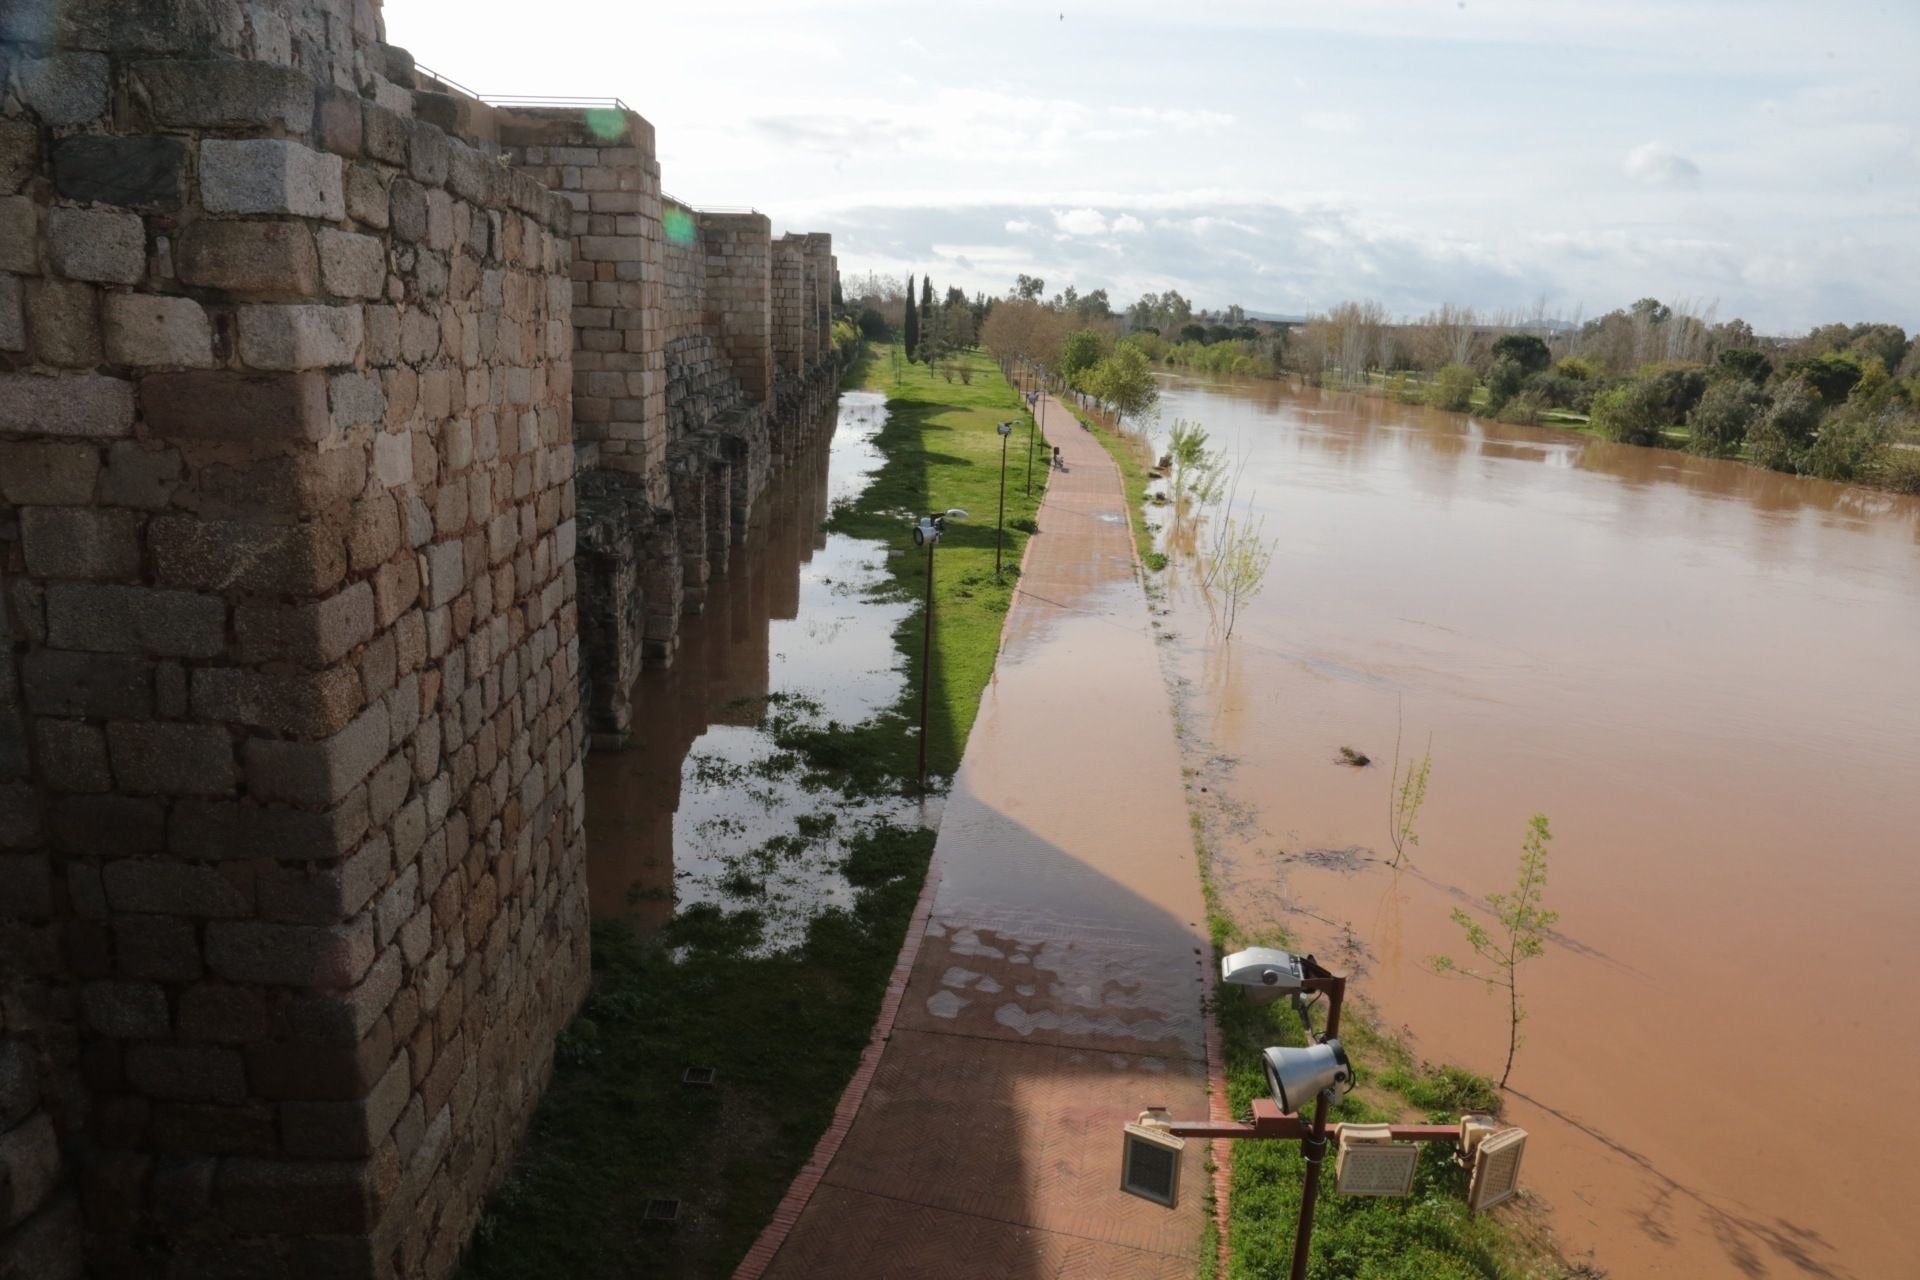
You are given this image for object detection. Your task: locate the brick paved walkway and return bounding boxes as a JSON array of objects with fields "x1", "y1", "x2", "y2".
[{"x1": 739, "y1": 394, "x2": 1216, "y2": 1280}]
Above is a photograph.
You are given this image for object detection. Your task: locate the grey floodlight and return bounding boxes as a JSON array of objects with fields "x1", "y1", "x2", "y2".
[
  {"x1": 1334, "y1": 1123, "x2": 1419, "y2": 1197},
  {"x1": 1467, "y1": 1126, "x2": 1527, "y2": 1213},
  {"x1": 1220, "y1": 947, "x2": 1305, "y2": 1000},
  {"x1": 996, "y1": 420, "x2": 1015, "y2": 436},
  {"x1": 1261, "y1": 1040, "x2": 1350, "y2": 1114},
  {"x1": 1119, "y1": 1110, "x2": 1184, "y2": 1208},
  {"x1": 911, "y1": 508, "x2": 970, "y2": 547}
]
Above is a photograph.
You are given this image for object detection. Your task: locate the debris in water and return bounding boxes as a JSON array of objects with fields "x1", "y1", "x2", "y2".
[{"x1": 1337, "y1": 746, "x2": 1371, "y2": 767}]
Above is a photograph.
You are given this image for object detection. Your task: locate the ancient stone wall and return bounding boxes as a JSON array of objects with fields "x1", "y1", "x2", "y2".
[
  {"x1": 0, "y1": 1, "x2": 588, "y2": 1276},
  {"x1": 0, "y1": 0, "x2": 840, "y2": 1271}
]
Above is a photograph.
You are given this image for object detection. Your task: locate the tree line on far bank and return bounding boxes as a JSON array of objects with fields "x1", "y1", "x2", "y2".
[{"x1": 840, "y1": 270, "x2": 1920, "y2": 494}]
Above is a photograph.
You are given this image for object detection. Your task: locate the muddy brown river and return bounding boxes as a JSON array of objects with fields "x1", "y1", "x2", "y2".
[{"x1": 1143, "y1": 373, "x2": 1920, "y2": 1277}]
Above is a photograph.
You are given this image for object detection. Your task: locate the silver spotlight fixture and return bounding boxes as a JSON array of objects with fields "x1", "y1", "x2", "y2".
[
  {"x1": 996, "y1": 420, "x2": 1015, "y2": 436},
  {"x1": 912, "y1": 507, "x2": 969, "y2": 546},
  {"x1": 1262, "y1": 1040, "x2": 1351, "y2": 1114},
  {"x1": 1220, "y1": 947, "x2": 1305, "y2": 999}
]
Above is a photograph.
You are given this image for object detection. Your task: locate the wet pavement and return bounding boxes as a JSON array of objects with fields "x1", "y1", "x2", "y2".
[{"x1": 743, "y1": 397, "x2": 1216, "y2": 1279}]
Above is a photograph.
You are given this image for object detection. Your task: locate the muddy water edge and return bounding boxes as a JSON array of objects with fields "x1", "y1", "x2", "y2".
[{"x1": 1134, "y1": 372, "x2": 1920, "y2": 1278}]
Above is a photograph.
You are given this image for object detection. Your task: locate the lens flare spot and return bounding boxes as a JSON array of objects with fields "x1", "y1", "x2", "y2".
[
  {"x1": 584, "y1": 107, "x2": 626, "y2": 142},
  {"x1": 664, "y1": 205, "x2": 696, "y2": 246}
]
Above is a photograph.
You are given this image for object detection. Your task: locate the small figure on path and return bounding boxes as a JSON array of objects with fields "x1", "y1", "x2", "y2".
[{"x1": 1053, "y1": 445, "x2": 1065, "y2": 471}]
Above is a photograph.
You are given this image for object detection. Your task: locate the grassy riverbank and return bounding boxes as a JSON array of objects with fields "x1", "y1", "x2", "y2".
[
  {"x1": 459, "y1": 345, "x2": 1046, "y2": 1278},
  {"x1": 1075, "y1": 410, "x2": 1572, "y2": 1279}
]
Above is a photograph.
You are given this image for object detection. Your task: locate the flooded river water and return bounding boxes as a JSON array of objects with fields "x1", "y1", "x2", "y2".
[
  {"x1": 1144, "y1": 373, "x2": 1920, "y2": 1278},
  {"x1": 584, "y1": 391, "x2": 919, "y2": 949}
]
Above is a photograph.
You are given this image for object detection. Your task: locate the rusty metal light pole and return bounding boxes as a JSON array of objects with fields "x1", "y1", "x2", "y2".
[
  {"x1": 1023, "y1": 389, "x2": 1039, "y2": 495},
  {"x1": 994, "y1": 422, "x2": 1013, "y2": 578},
  {"x1": 912, "y1": 509, "x2": 966, "y2": 789}
]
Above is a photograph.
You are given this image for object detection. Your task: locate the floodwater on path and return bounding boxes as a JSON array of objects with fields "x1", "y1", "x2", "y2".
[
  {"x1": 583, "y1": 390, "x2": 921, "y2": 950},
  {"x1": 1140, "y1": 373, "x2": 1920, "y2": 1278}
]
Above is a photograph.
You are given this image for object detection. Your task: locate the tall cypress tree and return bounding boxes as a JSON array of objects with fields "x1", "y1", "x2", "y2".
[
  {"x1": 919, "y1": 276, "x2": 935, "y2": 361},
  {"x1": 902, "y1": 273, "x2": 918, "y2": 362}
]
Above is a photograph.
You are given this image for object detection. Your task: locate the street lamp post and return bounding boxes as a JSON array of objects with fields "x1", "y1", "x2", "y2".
[
  {"x1": 912, "y1": 508, "x2": 968, "y2": 789},
  {"x1": 994, "y1": 421, "x2": 1014, "y2": 578},
  {"x1": 1023, "y1": 390, "x2": 1039, "y2": 495}
]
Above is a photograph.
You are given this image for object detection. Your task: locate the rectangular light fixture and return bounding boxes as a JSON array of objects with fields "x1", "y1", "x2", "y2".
[
  {"x1": 1335, "y1": 1123, "x2": 1419, "y2": 1197},
  {"x1": 1119, "y1": 1123, "x2": 1185, "y2": 1208},
  {"x1": 1468, "y1": 1127, "x2": 1528, "y2": 1212}
]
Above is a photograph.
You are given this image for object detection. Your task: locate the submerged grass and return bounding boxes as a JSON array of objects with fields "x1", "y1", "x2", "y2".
[{"x1": 463, "y1": 344, "x2": 1048, "y2": 1278}]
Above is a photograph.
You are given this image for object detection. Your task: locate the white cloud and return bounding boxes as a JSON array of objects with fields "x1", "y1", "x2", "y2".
[
  {"x1": 1111, "y1": 214, "x2": 1145, "y2": 234},
  {"x1": 1623, "y1": 141, "x2": 1702, "y2": 187},
  {"x1": 1053, "y1": 208, "x2": 1110, "y2": 236},
  {"x1": 1302, "y1": 110, "x2": 1361, "y2": 135},
  {"x1": 1005, "y1": 218, "x2": 1037, "y2": 233}
]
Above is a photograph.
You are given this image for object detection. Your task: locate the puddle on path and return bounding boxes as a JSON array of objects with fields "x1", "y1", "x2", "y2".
[{"x1": 583, "y1": 390, "x2": 924, "y2": 951}]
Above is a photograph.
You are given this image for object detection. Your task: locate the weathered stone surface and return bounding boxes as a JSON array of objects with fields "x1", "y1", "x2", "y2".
[
  {"x1": 102, "y1": 292, "x2": 213, "y2": 367},
  {"x1": 0, "y1": 122, "x2": 36, "y2": 194},
  {"x1": 114, "y1": 915, "x2": 201, "y2": 982},
  {"x1": 218, "y1": 1156, "x2": 383, "y2": 1234},
  {"x1": 33, "y1": 720, "x2": 111, "y2": 792},
  {"x1": 345, "y1": 163, "x2": 389, "y2": 229},
  {"x1": 168, "y1": 792, "x2": 365, "y2": 863},
  {"x1": 102, "y1": 858, "x2": 248, "y2": 917},
  {"x1": 51, "y1": 135, "x2": 185, "y2": 209},
  {"x1": 199, "y1": 139, "x2": 344, "y2": 219},
  {"x1": 18, "y1": 52, "x2": 109, "y2": 126},
  {"x1": 0, "y1": 855, "x2": 54, "y2": 919},
  {"x1": 280, "y1": 1049, "x2": 409, "y2": 1158},
  {"x1": 313, "y1": 84, "x2": 362, "y2": 157},
  {"x1": 21, "y1": 652, "x2": 152, "y2": 720},
  {"x1": 134, "y1": 59, "x2": 311, "y2": 131},
  {"x1": 47, "y1": 206, "x2": 145, "y2": 284},
  {"x1": 98, "y1": 443, "x2": 181, "y2": 510},
  {"x1": 140, "y1": 369, "x2": 331, "y2": 443},
  {"x1": 237, "y1": 304, "x2": 364, "y2": 370},
  {"x1": 0, "y1": 197, "x2": 35, "y2": 273},
  {"x1": 0, "y1": 375, "x2": 135, "y2": 438},
  {"x1": 316, "y1": 228, "x2": 386, "y2": 299},
  {"x1": 151, "y1": 514, "x2": 345, "y2": 595},
  {"x1": 426, "y1": 539, "x2": 464, "y2": 608},
  {"x1": 124, "y1": 1043, "x2": 246, "y2": 1104},
  {"x1": 175, "y1": 219, "x2": 317, "y2": 293},
  {"x1": 234, "y1": 582, "x2": 375, "y2": 667},
  {"x1": 0, "y1": 1114, "x2": 60, "y2": 1228},
  {"x1": 205, "y1": 913, "x2": 375, "y2": 988},
  {"x1": 45, "y1": 584, "x2": 226, "y2": 658},
  {"x1": 20, "y1": 507, "x2": 143, "y2": 581},
  {"x1": 241, "y1": 701, "x2": 388, "y2": 807},
  {"x1": 81, "y1": 981, "x2": 170, "y2": 1038},
  {"x1": 26, "y1": 279, "x2": 102, "y2": 367},
  {"x1": 0, "y1": 273, "x2": 21, "y2": 351},
  {"x1": 255, "y1": 834, "x2": 388, "y2": 926},
  {"x1": 191, "y1": 663, "x2": 361, "y2": 738},
  {"x1": 105, "y1": 722, "x2": 236, "y2": 796},
  {"x1": 0, "y1": 442, "x2": 100, "y2": 505},
  {"x1": 177, "y1": 984, "x2": 268, "y2": 1044},
  {"x1": 149, "y1": 1101, "x2": 276, "y2": 1156}
]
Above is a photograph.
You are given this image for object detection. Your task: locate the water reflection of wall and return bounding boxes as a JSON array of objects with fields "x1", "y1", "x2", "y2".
[{"x1": 583, "y1": 423, "x2": 835, "y2": 928}]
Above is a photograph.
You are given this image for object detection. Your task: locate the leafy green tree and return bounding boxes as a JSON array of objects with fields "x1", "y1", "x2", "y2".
[
  {"x1": 1086, "y1": 344, "x2": 1159, "y2": 430},
  {"x1": 1555, "y1": 356, "x2": 1598, "y2": 381},
  {"x1": 1801, "y1": 404, "x2": 1890, "y2": 482},
  {"x1": 901, "y1": 273, "x2": 918, "y2": 362},
  {"x1": 1060, "y1": 329, "x2": 1104, "y2": 386},
  {"x1": 1179, "y1": 322, "x2": 1208, "y2": 345},
  {"x1": 1716, "y1": 347, "x2": 1772, "y2": 383},
  {"x1": 1747, "y1": 377, "x2": 1824, "y2": 471},
  {"x1": 1073, "y1": 288, "x2": 1111, "y2": 322},
  {"x1": 1491, "y1": 333, "x2": 1551, "y2": 375},
  {"x1": 1014, "y1": 273, "x2": 1045, "y2": 300},
  {"x1": 1432, "y1": 814, "x2": 1559, "y2": 1088},
  {"x1": 1845, "y1": 323, "x2": 1908, "y2": 371},
  {"x1": 1686, "y1": 379, "x2": 1767, "y2": 456},
  {"x1": 1425, "y1": 363, "x2": 1476, "y2": 412},
  {"x1": 1589, "y1": 379, "x2": 1667, "y2": 446},
  {"x1": 1483, "y1": 356, "x2": 1526, "y2": 413},
  {"x1": 1781, "y1": 351, "x2": 1863, "y2": 404},
  {"x1": 1642, "y1": 364, "x2": 1709, "y2": 422}
]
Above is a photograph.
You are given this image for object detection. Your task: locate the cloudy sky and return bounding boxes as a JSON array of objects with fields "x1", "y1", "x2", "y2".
[{"x1": 388, "y1": 0, "x2": 1919, "y2": 334}]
